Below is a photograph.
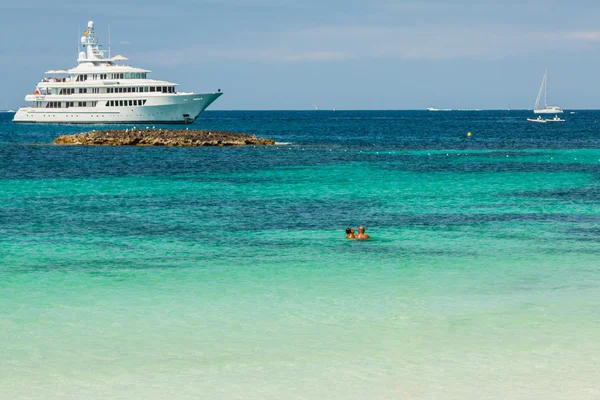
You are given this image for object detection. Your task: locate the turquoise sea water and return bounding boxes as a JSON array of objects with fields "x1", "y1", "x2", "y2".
[{"x1": 1, "y1": 111, "x2": 599, "y2": 399}]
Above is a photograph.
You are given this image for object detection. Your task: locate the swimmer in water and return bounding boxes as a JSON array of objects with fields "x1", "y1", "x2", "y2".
[{"x1": 354, "y1": 225, "x2": 370, "y2": 240}]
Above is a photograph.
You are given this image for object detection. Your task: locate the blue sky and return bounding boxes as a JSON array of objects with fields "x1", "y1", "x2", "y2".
[{"x1": 2, "y1": 0, "x2": 600, "y2": 110}]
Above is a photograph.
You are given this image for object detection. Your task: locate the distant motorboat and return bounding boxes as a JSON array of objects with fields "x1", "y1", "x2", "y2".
[
  {"x1": 533, "y1": 69, "x2": 563, "y2": 114},
  {"x1": 427, "y1": 107, "x2": 452, "y2": 111}
]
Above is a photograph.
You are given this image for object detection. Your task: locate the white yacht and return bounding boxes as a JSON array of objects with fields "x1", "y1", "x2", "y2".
[
  {"x1": 533, "y1": 70, "x2": 563, "y2": 114},
  {"x1": 13, "y1": 21, "x2": 222, "y2": 124}
]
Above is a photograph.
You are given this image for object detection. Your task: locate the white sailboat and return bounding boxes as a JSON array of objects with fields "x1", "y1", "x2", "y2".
[{"x1": 533, "y1": 69, "x2": 563, "y2": 114}]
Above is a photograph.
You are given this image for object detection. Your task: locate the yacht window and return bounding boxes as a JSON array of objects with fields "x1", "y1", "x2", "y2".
[{"x1": 150, "y1": 87, "x2": 155, "y2": 92}]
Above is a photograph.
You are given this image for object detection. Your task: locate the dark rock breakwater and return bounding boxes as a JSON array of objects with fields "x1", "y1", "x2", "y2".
[{"x1": 54, "y1": 128, "x2": 276, "y2": 146}]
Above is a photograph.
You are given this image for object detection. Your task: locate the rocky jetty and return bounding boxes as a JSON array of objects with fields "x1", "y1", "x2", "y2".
[{"x1": 54, "y1": 128, "x2": 275, "y2": 146}]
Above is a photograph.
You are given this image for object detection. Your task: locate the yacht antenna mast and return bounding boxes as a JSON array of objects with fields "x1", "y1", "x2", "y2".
[
  {"x1": 108, "y1": 24, "x2": 111, "y2": 59},
  {"x1": 78, "y1": 24, "x2": 80, "y2": 54}
]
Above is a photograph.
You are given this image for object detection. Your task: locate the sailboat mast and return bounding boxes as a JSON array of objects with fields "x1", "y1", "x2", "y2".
[
  {"x1": 544, "y1": 69, "x2": 548, "y2": 108},
  {"x1": 534, "y1": 72, "x2": 545, "y2": 110}
]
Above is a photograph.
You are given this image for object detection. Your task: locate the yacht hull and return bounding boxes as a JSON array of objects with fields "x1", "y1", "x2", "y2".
[
  {"x1": 533, "y1": 108, "x2": 564, "y2": 114},
  {"x1": 13, "y1": 92, "x2": 222, "y2": 124}
]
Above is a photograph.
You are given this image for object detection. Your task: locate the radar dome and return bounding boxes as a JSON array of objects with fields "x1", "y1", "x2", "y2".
[
  {"x1": 88, "y1": 21, "x2": 94, "y2": 29},
  {"x1": 79, "y1": 51, "x2": 86, "y2": 60},
  {"x1": 81, "y1": 36, "x2": 86, "y2": 44}
]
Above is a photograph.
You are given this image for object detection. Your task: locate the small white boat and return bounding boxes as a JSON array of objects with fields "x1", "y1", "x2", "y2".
[
  {"x1": 527, "y1": 115, "x2": 565, "y2": 123},
  {"x1": 527, "y1": 116, "x2": 547, "y2": 123}
]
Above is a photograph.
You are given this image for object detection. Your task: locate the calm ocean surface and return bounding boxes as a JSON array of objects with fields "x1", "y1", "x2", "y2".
[{"x1": 1, "y1": 110, "x2": 599, "y2": 399}]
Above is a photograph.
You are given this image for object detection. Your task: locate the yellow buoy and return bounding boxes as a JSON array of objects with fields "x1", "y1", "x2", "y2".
[{"x1": 467, "y1": 132, "x2": 472, "y2": 137}]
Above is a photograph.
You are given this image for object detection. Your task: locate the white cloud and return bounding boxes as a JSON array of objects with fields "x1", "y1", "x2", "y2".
[
  {"x1": 131, "y1": 23, "x2": 600, "y2": 66},
  {"x1": 545, "y1": 30, "x2": 600, "y2": 41}
]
